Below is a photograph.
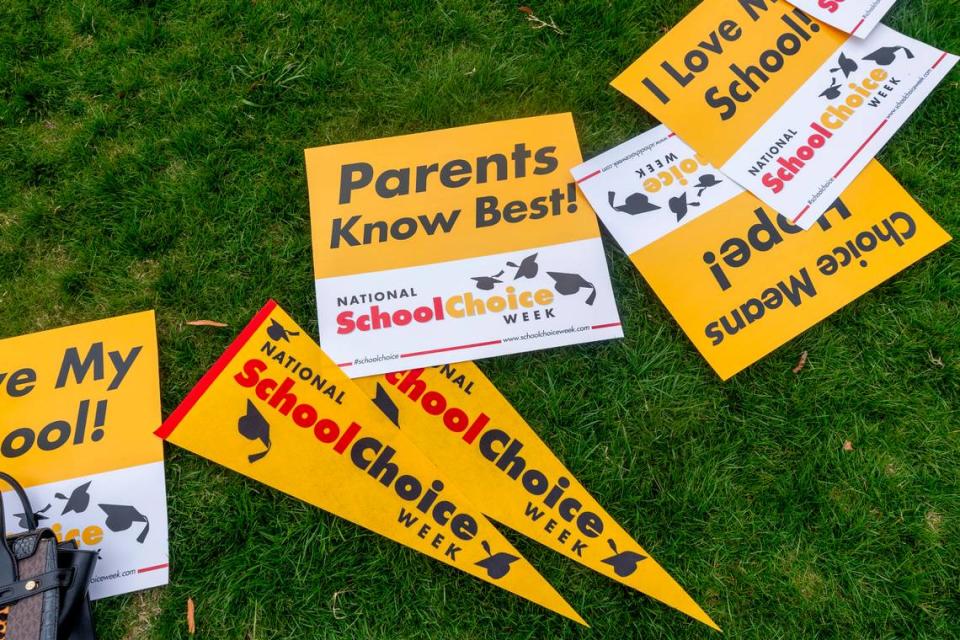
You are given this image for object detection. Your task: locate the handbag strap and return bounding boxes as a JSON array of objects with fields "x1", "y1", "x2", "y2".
[
  {"x1": 0, "y1": 568, "x2": 74, "y2": 608},
  {"x1": 0, "y1": 472, "x2": 36, "y2": 584}
]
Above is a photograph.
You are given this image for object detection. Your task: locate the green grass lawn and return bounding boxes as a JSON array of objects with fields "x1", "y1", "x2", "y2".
[{"x1": 1, "y1": 1, "x2": 958, "y2": 638}]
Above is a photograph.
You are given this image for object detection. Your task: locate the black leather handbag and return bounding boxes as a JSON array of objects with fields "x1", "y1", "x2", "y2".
[{"x1": 0, "y1": 472, "x2": 97, "y2": 640}]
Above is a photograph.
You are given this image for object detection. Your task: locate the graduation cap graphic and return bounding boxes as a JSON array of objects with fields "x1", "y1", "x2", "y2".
[
  {"x1": 831, "y1": 52, "x2": 859, "y2": 78},
  {"x1": 238, "y1": 399, "x2": 272, "y2": 463},
  {"x1": 693, "y1": 173, "x2": 723, "y2": 197},
  {"x1": 99, "y1": 504, "x2": 150, "y2": 543},
  {"x1": 471, "y1": 270, "x2": 504, "y2": 291},
  {"x1": 608, "y1": 191, "x2": 660, "y2": 215},
  {"x1": 668, "y1": 192, "x2": 700, "y2": 222},
  {"x1": 266, "y1": 319, "x2": 299, "y2": 342},
  {"x1": 55, "y1": 481, "x2": 92, "y2": 515},
  {"x1": 601, "y1": 539, "x2": 647, "y2": 578},
  {"x1": 863, "y1": 46, "x2": 914, "y2": 66},
  {"x1": 474, "y1": 540, "x2": 519, "y2": 580},
  {"x1": 14, "y1": 504, "x2": 51, "y2": 530},
  {"x1": 372, "y1": 383, "x2": 400, "y2": 427},
  {"x1": 547, "y1": 272, "x2": 597, "y2": 306},
  {"x1": 819, "y1": 77, "x2": 842, "y2": 100},
  {"x1": 506, "y1": 253, "x2": 539, "y2": 280}
]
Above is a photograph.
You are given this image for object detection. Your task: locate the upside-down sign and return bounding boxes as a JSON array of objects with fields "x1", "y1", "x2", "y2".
[
  {"x1": 611, "y1": 0, "x2": 955, "y2": 228},
  {"x1": 0, "y1": 312, "x2": 169, "y2": 599},
  {"x1": 571, "y1": 126, "x2": 950, "y2": 379},
  {"x1": 354, "y1": 363, "x2": 719, "y2": 630},
  {"x1": 786, "y1": 0, "x2": 897, "y2": 37},
  {"x1": 304, "y1": 114, "x2": 622, "y2": 378},
  {"x1": 155, "y1": 301, "x2": 585, "y2": 624}
]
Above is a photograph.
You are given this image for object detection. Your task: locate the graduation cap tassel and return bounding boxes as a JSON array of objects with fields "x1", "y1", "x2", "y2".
[
  {"x1": 584, "y1": 286, "x2": 597, "y2": 306},
  {"x1": 373, "y1": 384, "x2": 401, "y2": 427},
  {"x1": 547, "y1": 272, "x2": 598, "y2": 306},
  {"x1": 100, "y1": 503, "x2": 151, "y2": 542},
  {"x1": 248, "y1": 439, "x2": 271, "y2": 463},
  {"x1": 136, "y1": 516, "x2": 150, "y2": 544}
]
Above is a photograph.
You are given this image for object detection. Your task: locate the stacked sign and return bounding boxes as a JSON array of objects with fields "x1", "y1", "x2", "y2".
[
  {"x1": 569, "y1": 0, "x2": 954, "y2": 378},
  {"x1": 572, "y1": 126, "x2": 950, "y2": 379},
  {"x1": 610, "y1": 0, "x2": 955, "y2": 228}
]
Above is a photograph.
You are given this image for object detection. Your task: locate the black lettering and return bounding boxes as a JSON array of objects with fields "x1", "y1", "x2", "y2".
[
  {"x1": 330, "y1": 215, "x2": 361, "y2": 248},
  {"x1": 524, "y1": 502, "x2": 546, "y2": 522},
  {"x1": 705, "y1": 87, "x2": 737, "y2": 120},
  {"x1": 397, "y1": 507, "x2": 419, "y2": 528},
  {"x1": 533, "y1": 146, "x2": 558, "y2": 175},
  {"x1": 778, "y1": 268, "x2": 817, "y2": 306},
  {"x1": 56, "y1": 343, "x2": 104, "y2": 388},
  {"x1": 339, "y1": 162, "x2": 373, "y2": 204},
  {"x1": 738, "y1": 0, "x2": 775, "y2": 21}
]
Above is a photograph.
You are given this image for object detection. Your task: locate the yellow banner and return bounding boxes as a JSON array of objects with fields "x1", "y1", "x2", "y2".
[
  {"x1": 354, "y1": 363, "x2": 719, "y2": 630},
  {"x1": 156, "y1": 301, "x2": 585, "y2": 624},
  {"x1": 630, "y1": 161, "x2": 950, "y2": 379},
  {"x1": 0, "y1": 311, "x2": 162, "y2": 483},
  {"x1": 305, "y1": 113, "x2": 601, "y2": 278},
  {"x1": 611, "y1": 0, "x2": 844, "y2": 164}
]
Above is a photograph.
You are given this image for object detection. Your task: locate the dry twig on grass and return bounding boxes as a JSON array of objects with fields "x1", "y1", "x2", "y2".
[
  {"x1": 518, "y1": 7, "x2": 565, "y2": 35},
  {"x1": 792, "y1": 350, "x2": 808, "y2": 374},
  {"x1": 330, "y1": 590, "x2": 350, "y2": 620}
]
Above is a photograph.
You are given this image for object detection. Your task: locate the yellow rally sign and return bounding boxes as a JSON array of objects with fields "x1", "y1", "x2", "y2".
[
  {"x1": 304, "y1": 114, "x2": 622, "y2": 378},
  {"x1": 155, "y1": 301, "x2": 585, "y2": 624},
  {"x1": 631, "y1": 160, "x2": 950, "y2": 378},
  {"x1": 0, "y1": 311, "x2": 169, "y2": 599},
  {"x1": 1, "y1": 313, "x2": 161, "y2": 480},
  {"x1": 611, "y1": 0, "x2": 844, "y2": 164},
  {"x1": 354, "y1": 364, "x2": 719, "y2": 630}
]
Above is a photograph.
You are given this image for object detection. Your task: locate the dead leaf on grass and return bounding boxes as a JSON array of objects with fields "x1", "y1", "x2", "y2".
[
  {"x1": 842, "y1": 440, "x2": 853, "y2": 452},
  {"x1": 792, "y1": 350, "x2": 808, "y2": 374},
  {"x1": 187, "y1": 597, "x2": 196, "y2": 634},
  {"x1": 186, "y1": 320, "x2": 228, "y2": 327}
]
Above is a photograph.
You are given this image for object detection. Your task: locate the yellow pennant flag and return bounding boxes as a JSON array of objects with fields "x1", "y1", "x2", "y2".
[
  {"x1": 354, "y1": 364, "x2": 719, "y2": 630},
  {"x1": 156, "y1": 301, "x2": 585, "y2": 625}
]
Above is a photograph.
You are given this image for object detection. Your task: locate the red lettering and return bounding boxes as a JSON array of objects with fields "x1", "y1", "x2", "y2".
[{"x1": 234, "y1": 359, "x2": 267, "y2": 387}]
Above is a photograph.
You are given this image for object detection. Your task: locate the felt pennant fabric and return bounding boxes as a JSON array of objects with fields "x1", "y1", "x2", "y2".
[
  {"x1": 156, "y1": 301, "x2": 586, "y2": 625},
  {"x1": 355, "y1": 363, "x2": 719, "y2": 630}
]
